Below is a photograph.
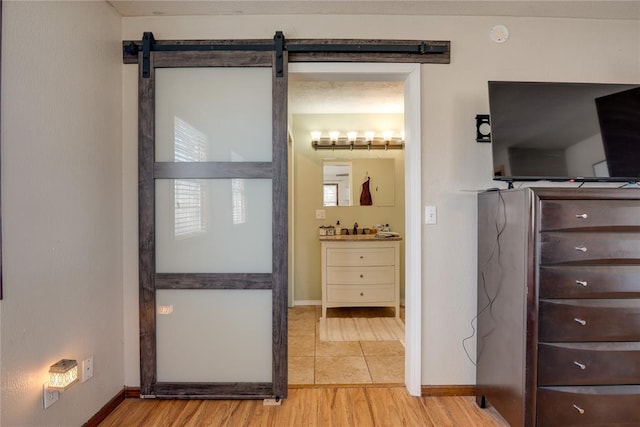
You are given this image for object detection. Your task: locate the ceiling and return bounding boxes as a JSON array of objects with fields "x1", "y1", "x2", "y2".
[
  {"x1": 289, "y1": 80, "x2": 404, "y2": 114},
  {"x1": 109, "y1": 1, "x2": 640, "y2": 20},
  {"x1": 110, "y1": 0, "x2": 640, "y2": 114}
]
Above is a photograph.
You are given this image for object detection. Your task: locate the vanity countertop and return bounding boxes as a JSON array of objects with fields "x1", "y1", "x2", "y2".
[{"x1": 319, "y1": 234, "x2": 402, "y2": 241}]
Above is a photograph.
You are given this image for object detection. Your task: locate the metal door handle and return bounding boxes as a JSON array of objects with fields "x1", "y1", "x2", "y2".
[
  {"x1": 574, "y1": 318, "x2": 587, "y2": 326},
  {"x1": 576, "y1": 280, "x2": 588, "y2": 287},
  {"x1": 575, "y1": 213, "x2": 588, "y2": 219},
  {"x1": 574, "y1": 361, "x2": 586, "y2": 370},
  {"x1": 575, "y1": 246, "x2": 587, "y2": 252},
  {"x1": 572, "y1": 404, "x2": 585, "y2": 415}
]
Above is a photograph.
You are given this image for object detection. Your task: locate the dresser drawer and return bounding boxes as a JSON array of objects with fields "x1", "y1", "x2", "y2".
[
  {"x1": 326, "y1": 284, "x2": 395, "y2": 303},
  {"x1": 540, "y1": 200, "x2": 640, "y2": 231},
  {"x1": 326, "y1": 266, "x2": 394, "y2": 285},
  {"x1": 538, "y1": 342, "x2": 640, "y2": 385},
  {"x1": 537, "y1": 386, "x2": 640, "y2": 426},
  {"x1": 539, "y1": 299, "x2": 640, "y2": 342},
  {"x1": 540, "y1": 232, "x2": 640, "y2": 264},
  {"x1": 539, "y1": 266, "x2": 640, "y2": 298},
  {"x1": 326, "y1": 247, "x2": 395, "y2": 267}
]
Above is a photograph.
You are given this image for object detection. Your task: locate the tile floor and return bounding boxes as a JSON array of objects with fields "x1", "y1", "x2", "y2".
[{"x1": 288, "y1": 305, "x2": 405, "y2": 385}]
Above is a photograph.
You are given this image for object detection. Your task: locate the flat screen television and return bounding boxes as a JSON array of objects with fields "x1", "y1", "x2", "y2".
[{"x1": 488, "y1": 81, "x2": 640, "y2": 183}]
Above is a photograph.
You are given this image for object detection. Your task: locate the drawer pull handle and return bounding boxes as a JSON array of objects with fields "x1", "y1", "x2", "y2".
[
  {"x1": 572, "y1": 404, "x2": 585, "y2": 415},
  {"x1": 574, "y1": 317, "x2": 587, "y2": 326},
  {"x1": 360, "y1": 274, "x2": 364, "y2": 278},
  {"x1": 573, "y1": 361, "x2": 586, "y2": 370},
  {"x1": 575, "y1": 246, "x2": 588, "y2": 252},
  {"x1": 360, "y1": 256, "x2": 364, "y2": 259},
  {"x1": 576, "y1": 280, "x2": 588, "y2": 287},
  {"x1": 360, "y1": 292, "x2": 364, "y2": 296},
  {"x1": 575, "y1": 213, "x2": 588, "y2": 219}
]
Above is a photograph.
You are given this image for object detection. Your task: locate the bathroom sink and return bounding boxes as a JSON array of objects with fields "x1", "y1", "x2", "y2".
[{"x1": 318, "y1": 233, "x2": 401, "y2": 241}]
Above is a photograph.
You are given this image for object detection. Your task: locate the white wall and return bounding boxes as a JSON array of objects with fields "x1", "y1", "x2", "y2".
[
  {"x1": 1, "y1": 2, "x2": 123, "y2": 425},
  {"x1": 122, "y1": 14, "x2": 640, "y2": 387}
]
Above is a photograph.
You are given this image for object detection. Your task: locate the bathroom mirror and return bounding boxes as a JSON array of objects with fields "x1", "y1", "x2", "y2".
[{"x1": 323, "y1": 158, "x2": 395, "y2": 206}]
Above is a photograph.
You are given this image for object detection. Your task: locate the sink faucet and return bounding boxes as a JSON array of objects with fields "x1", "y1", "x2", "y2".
[{"x1": 353, "y1": 222, "x2": 358, "y2": 235}]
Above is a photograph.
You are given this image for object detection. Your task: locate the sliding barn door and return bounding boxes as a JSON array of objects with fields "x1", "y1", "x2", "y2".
[
  {"x1": 129, "y1": 31, "x2": 451, "y2": 399},
  {"x1": 137, "y1": 34, "x2": 288, "y2": 399}
]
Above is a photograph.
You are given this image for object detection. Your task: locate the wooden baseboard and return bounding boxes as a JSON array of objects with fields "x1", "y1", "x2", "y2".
[
  {"x1": 421, "y1": 385, "x2": 476, "y2": 397},
  {"x1": 125, "y1": 386, "x2": 142, "y2": 398},
  {"x1": 82, "y1": 388, "x2": 126, "y2": 427}
]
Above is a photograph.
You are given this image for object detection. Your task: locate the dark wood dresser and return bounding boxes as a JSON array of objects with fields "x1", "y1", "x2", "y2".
[{"x1": 476, "y1": 188, "x2": 640, "y2": 426}]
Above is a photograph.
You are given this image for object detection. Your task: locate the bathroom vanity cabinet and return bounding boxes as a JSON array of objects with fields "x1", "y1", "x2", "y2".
[
  {"x1": 319, "y1": 236, "x2": 401, "y2": 318},
  {"x1": 476, "y1": 187, "x2": 640, "y2": 426}
]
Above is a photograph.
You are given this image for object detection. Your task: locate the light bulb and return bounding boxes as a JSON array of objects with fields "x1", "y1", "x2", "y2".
[{"x1": 364, "y1": 131, "x2": 375, "y2": 142}]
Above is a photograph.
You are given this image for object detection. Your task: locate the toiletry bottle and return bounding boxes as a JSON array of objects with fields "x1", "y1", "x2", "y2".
[{"x1": 336, "y1": 220, "x2": 341, "y2": 235}]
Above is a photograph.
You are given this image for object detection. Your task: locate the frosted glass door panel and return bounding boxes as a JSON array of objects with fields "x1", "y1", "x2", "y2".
[
  {"x1": 155, "y1": 68, "x2": 272, "y2": 162},
  {"x1": 156, "y1": 179, "x2": 272, "y2": 273},
  {"x1": 156, "y1": 289, "x2": 273, "y2": 382}
]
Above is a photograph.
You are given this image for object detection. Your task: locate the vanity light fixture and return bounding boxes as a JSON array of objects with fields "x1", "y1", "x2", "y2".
[
  {"x1": 364, "y1": 131, "x2": 375, "y2": 142},
  {"x1": 311, "y1": 130, "x2": 404, "y2": 150},
  {"x1": 48, "y1": 359, "x2": 79, "y2": 391},
  {"x1": 310, "y1": 131, "x2": 322, "y2": 142}
]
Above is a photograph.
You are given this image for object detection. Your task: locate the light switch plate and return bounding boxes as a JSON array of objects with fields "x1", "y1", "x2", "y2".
[{"x1": 425, "y1": 205, "x2": 437, "y2": 224}]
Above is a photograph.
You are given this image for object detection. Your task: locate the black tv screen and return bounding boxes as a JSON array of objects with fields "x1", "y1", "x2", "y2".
[{"x1": 488, "y1": 81, "x2": 640, "y2": 182}]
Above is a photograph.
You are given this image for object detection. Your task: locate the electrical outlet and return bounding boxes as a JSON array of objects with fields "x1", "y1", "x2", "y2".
[
  {"x1": 81, "y1": 356, "x2": 94, "y2": 383},
  {"x1": 43, "y1": 385, "x2": 59, "y2": 409},
  {"x1": 315, "y1": 209, "x2": 326, "y2": 220}
]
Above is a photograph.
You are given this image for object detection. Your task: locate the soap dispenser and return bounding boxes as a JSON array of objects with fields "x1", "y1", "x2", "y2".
[{"x1": 336, "y1": 220, "x2": 341, "y2": 235}]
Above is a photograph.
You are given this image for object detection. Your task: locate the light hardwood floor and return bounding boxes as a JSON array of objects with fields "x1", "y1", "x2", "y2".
[
  {"x1": 99, "y1": 387, "x2": 508, "y2": 426},
  {"x1": 102, "y1": 307, "x2": 509, "y2": 426}
]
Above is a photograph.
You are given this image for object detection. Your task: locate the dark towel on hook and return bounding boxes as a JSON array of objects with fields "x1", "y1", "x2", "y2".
[{"x1": 360, "y1": 176, "x2": 373, "y2": 206}]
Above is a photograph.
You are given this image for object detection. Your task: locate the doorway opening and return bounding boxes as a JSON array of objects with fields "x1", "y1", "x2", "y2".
[{"x1": 287, "y1": 63, "x2": 422, "y2": 395}]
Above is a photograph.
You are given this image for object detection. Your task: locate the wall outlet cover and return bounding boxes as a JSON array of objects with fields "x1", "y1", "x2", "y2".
[
  {"x1": 81, "y1": 356, "x2": 94, "y2": 383},
  {"x1": 43, "y1": 385, "x2": 59, "y2": 409}
]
